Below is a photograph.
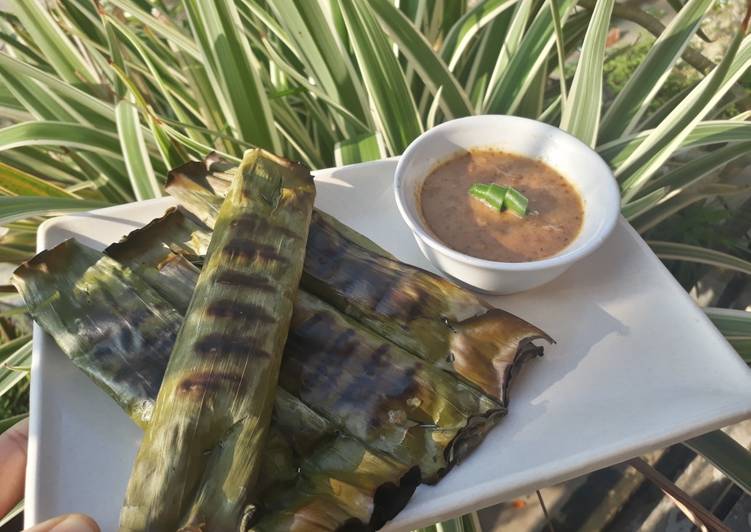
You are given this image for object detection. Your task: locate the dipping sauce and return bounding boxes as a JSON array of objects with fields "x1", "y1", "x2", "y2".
[{"x1": 419, "y1": 149, "x2": 583, "y2": 262}]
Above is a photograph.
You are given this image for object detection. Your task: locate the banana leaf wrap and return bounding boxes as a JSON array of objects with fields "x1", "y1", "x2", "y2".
[
  {"x1": 283, "y1": 291, "x2": 502, "y2": 482},
  {"x1": 100, "y1": 197, "x2": 505, "y2": 481},
  {"x1": 16, "y1": 239, "x2": 422, "y2": 531},
  {"x1": 251, "y1": 436, "x2": 420, "y2": 532},
  {"x1": 301, "y1": 213, "x2": 552, "y2": 404},
  {"x1": 101, "y1": 208, "x2": 441, "y2": 527},
  {"x1": 16, "y1": 151, "x2": 551, "y2": 530},
  {"x1": 13, "y1": 234, "x2": 333, "y2": 466},
  {"x1": 166, "y1": 154, "x2": 552, "y2": 402},
  {"x1": 12, "y1": 239, "x2": 181, "y2": 427},
  {"x1": 100, "y1": 206, "x2": 506, "y2": 481},
  {"x1": 12, "y1": 241, "x2": 331, "y2": 492},
  {"x1": 15, "y1": 218, "x2": 517, "y2": 531},
  {"x1": 105, "y1": 206, "x2": 210, "y2": 313},
  {"x1": 120, "y1": 148, "x2": 316, "y2": 531}
]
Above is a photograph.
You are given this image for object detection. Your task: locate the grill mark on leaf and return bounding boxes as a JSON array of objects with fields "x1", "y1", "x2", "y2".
[
  {"x1": 362, "y1": 344, "x2": 390, "y2": 376},
  {"x1": 306, "y1": 219, "x2": 431, "y2": 322},
  {"x1": 214, "y1": 271, "x2": 274, "y2": 291},
  {"x1": 194, "y1": 332, "x2": 270, "y2": 359},
  {"x1": 330, "y1": 328, "x2": 357, "y2": 358},
  {"x1": 178, "y1": 371, "x2": 243, "y2": 394},
  {"x1": 338, "y1": 344, "x2": 391, "y2": 405},
  {"x1": 229, "y1": 213, "x2": 300, "y2": 240},
  {"x1": 304, "y1": 223, "x2": 350, "y2": 278},
  {"x1": 374, "y1": 278, "x2": 430, "y2": 322},
  {"x1": 222, "y1": 238, "x2": 288, "y2": 265},
  {"x1": 206, "y1": 300, "x2": 275, "y2": 322},
  {"x1": 285, "y1": 315, "x2": 348, "y2": 396},
  {"x1": 292, "y1": 312, "x2": 324, "y2": 338}
]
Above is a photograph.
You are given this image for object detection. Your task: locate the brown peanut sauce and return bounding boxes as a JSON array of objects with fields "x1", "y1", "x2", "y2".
[{"x1": 419, "y1": 149, "x2": 583, "y2": 262}]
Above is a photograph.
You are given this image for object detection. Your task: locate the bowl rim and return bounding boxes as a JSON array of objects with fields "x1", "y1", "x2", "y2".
[{"x1": 394, "y1": 114, "x2": 621, "y2": 272}]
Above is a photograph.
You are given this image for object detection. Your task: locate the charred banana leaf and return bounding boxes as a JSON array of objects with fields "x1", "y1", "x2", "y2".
[
  {"x1": 98, "y1": 206, "x2": 504, "y2": 481},
  {"x1": 16, "y1": 226, "x2": 511, "y2": 530},
  {"x1": 166, "y1": 156, "x2": 393, "y2": 258},
  {"x1": 102, "y1": 188, "x2": 507, "y2": 481},
  {"x1": 120, "y1": 149, "x2": 315, "y2": 531},
  {"x1": 105, "y1": 207, "x2": 210, "y2": 313},
  {"x1": 251, "y1": 436, "x2": 420, "y2": 532},
  {"x1": 12, "y1": 239, "x2": 181, "y2": 427},
  {"x1": 283, "y1": 291, "x2": 502, "y2": 482},
  {"x1": 12, "y1": 235, "x2": 332, "y2": 480},
  {"x1": 166, "y1": 153, "x2": 551, "y2": 402},
  {"x1": 17, "y1": 150, "x2": 550, "y2": 530},
  {"x1": 16, "y1": 239, "x2": 418, "y2": 531},
  {"x1": 302, "y1": 212, "x2": 551, "y2": 404},
  {"x1": 15, "y1": 260, "x2": 513, "y2": 531}
]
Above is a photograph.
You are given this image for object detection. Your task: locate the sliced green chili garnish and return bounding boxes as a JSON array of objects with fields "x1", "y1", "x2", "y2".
[
  {"x1": 468, "y1": 183, "x2": 528, "y2": 217},
  {"x1": 505, "y1": 187, "x2": 528, "y2": 217},
  {"x1": 468, "y1": 183, "x2": 508, "y2": 211}
]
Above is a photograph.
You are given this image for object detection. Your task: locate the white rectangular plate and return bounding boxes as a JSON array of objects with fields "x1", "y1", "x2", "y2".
[{"x1": 26, "y1": 159, "x2": 751, "y2": 531}]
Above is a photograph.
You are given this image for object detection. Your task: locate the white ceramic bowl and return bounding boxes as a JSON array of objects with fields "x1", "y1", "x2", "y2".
[{"x1": 394, "y1": 115, "x2": 621, "y2": 294}]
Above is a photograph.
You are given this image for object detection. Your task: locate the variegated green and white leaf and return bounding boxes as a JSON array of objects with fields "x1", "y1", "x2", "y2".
[
  {"x1": 686, "y1": 430, "x2": 751, "y2": 493},
  {"x1": 621, "y1": 187, "x2": 668, "y2": 220},
  {"x1": 600, "y1": 0, "x2": 715, "y2": 142},
  {"x1": 0, "y1": 340, "x2": 31, "y2": 397},
  {"x1": 598, "y1": 120, "x2": 751, "y2": 168},
  {"x1": 182, "y1": 0, "x2": 280, "y2": 152},
  {"x1": 441, "y1": 0, "x2": 518, "y2": 71},
  {"x1": 264, "y1": 0, "x2": 369, "y2": 132},
  {"x1": 559, "y1": 0, "x2": 613, "y2": 146},
  {"x1": 645, "y1": 141, "x2": 751, "y2": 193},
  {"x1": 618, "y1": 33, "x2": 751, "y2": 201},
  {"x1": 0, "y1": 197, "x2": 109, "y2": 225},
  {"x1": 482, "y1": 0, "x2": 535, "y2": 112},
  {"x1": 370, "y1": 0, "x2": 472, "y2": 120},
  {"x1": 12, "y1": 1, "x2": 97, "y2": 84},
  {"x1": 633, "y1": 184, "x2": 751, "y2": 233},
  {"x1": 484, "y1": 0, "x2": 577, "y2": 114},
  {"x1": 0, "y1": 162, "x2": 77, "y2": 198},
  {"x1": 338, "y1": 0, "x2": 422, "y2": 154},
  {"x1": 335, "y1": 132, "x2": 386, "y2": 166},
  {"x1": 649, "y1": 241, "x2": 751, "y2": 275}
]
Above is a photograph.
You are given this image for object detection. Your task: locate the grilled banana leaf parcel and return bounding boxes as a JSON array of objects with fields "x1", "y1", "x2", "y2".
[
  {"x1": 302, "y1": 212, "x2": 552, "y2": 404},
  {"x1": 15, "y1": 151, "x2": 551, "y2": 530},
  {"x1": 166, "y1": 153, "x2": 552, "y2": 402},
  {"x1": 105, "y1": 209, "x2": 506, "y2": 481},
  {"x1": 11, "y1": 239, "x2": 331, "y2": 493},
  {"x1": 284, "y1": 291, "x2": 502, "y2": 482},
  {"x1": 102, "y1": 201, "x2": 506, "y2": 481},
  {"x1": 15, "y1": 209, "x2": 533, "y2": 531},
  {"x1": 15, "y1": 239, "x2": 423, "y2": 530},
  {"x1": 11, "y1": 239, "x2": 181, "y2": 427},
  {"x1": 251, "y1": 436, "x2": 420, "y2": 532},
  {"x1": 120, "y1": 148, "x2": 315, "y2": 531},
  {"x1": 12, "y1": 240, "x2": 320, "y2": 490},
  {"x1": 104, "y1": 209, "x2": 501, "y2": 511}
]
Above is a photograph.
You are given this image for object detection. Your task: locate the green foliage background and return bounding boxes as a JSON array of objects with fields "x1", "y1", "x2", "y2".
[{"x1": 0, "y1": 0, "x2": 750, "y2": 527}]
